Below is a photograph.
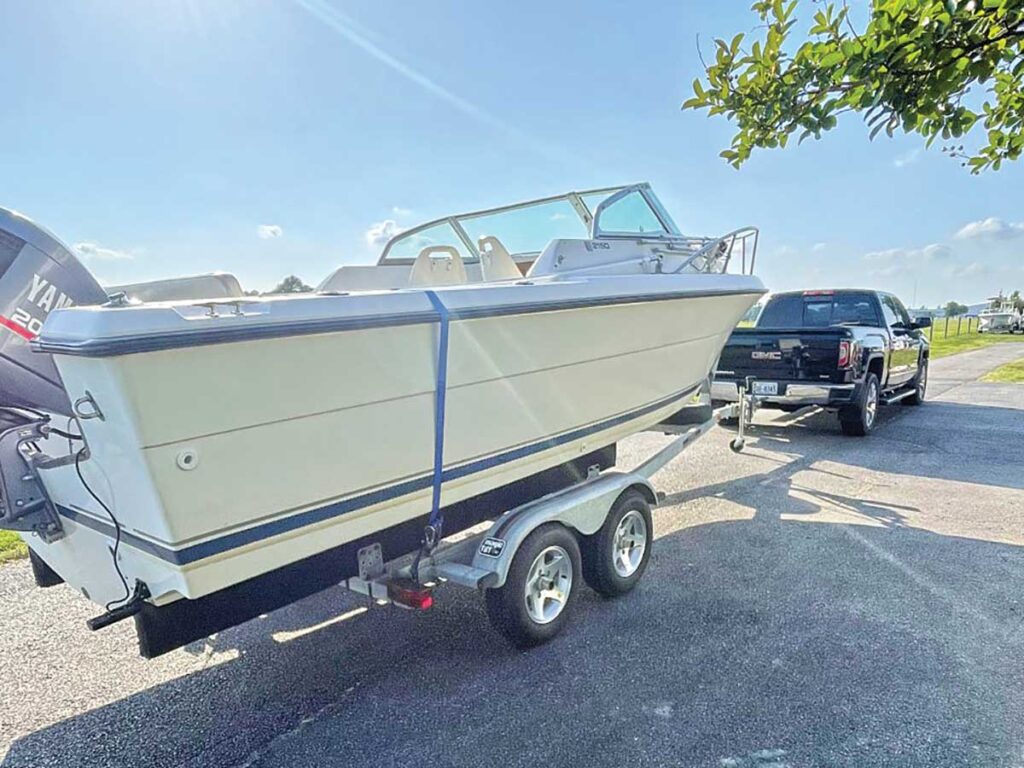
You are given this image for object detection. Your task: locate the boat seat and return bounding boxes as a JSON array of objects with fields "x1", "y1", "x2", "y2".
[
  {"x1": 408, "y1": 246, "x2": 468, "y2": 287},
  {"x1": 477, "y1": 236, "x2": 523, "y2": 281}
]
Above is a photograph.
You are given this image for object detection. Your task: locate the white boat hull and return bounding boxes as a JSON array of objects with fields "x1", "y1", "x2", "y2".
[{"x1": 30, "y1": 274, "x2": 762, "y2": 607}]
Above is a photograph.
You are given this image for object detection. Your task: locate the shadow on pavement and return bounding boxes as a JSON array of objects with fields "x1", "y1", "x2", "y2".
[
  {"x1": 725, "y1": 399, "x2": 1024, "y2": 492},
  {"x1": 5, "y1": 500, "x2": 1024, "y2": 768}
]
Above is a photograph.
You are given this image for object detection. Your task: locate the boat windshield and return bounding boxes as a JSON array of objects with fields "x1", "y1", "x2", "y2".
[{"x1": 377, "y1": 184, "x2": 680, "y2": 265}]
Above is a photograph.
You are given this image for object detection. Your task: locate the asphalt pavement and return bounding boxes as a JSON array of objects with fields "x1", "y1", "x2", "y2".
[{"x1": 2, "y1": 345, "x2": 1023, "y2": 768}]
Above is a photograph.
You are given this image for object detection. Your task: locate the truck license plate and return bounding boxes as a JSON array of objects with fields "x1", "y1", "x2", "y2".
[{"x1": 752, "y1": 381, "x2": 778, "y2": 396}]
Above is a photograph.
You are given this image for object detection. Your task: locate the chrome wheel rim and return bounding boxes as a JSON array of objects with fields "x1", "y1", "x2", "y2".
[
  {"x1": 524, "y1": 545, "x2": 572, "y2": 624},
  {"x1": 865, "y1": 380, "x2": 878, "y2": 426},
  {"x1": 613, "y1": 509, "x2": 648, "y2": 577}
]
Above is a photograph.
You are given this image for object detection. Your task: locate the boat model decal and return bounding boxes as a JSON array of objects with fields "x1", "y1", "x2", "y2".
[
  {"x1": 33, "y1": 288, "x2": 766, "y2": 358},
  {"x1": 53, "y1": 380, "x2": 703, "y2": 566}
]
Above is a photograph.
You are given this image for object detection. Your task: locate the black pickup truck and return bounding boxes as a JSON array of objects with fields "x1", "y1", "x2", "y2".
[{"x1": 712, "y1": 289, "x2": 931, "y2": 436}]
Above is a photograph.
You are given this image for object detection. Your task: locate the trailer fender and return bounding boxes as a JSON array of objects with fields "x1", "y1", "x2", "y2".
[{"x1": 471, "y1": 471, "x2": 654, "y2": 589}]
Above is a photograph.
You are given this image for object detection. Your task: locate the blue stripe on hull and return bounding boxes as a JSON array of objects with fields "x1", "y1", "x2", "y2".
[{"x1": 55, "y1": 381, "x2": 702, "y2": 566}]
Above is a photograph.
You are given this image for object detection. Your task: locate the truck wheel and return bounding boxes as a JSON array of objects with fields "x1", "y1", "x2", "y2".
[
  {"x1": 484, "y1": 524, "x2": 581, "y2": 648},
  {"x1": 581, "y1": 489, "x2": 653, "y2": 597},
  {"x1": 904, "y1": 360, "x2": 928, "y2": 406},
  {"x1": 839, "y1": 373, "x2": 879, "y2": 436}
]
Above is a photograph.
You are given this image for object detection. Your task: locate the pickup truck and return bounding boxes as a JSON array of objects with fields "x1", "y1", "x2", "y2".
[{"x1": 711, "y1": 289, "x2": 931, "y2": 436}]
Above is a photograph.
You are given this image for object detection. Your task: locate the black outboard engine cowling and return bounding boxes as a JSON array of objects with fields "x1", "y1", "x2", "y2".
[{"x1": 0, "y1": 207, "x2": 107, "y2": 416}]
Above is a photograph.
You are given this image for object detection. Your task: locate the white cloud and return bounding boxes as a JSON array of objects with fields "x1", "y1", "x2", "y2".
[
  {"x1": 365, "y1": 219, "x2": 404, "y2": 247},
  {"x1": 871, "y1": 263, "x2": 905, "y2": 277},
  {"x1": 864, "y1": 243, "x2": 951, "y2": 263},
  {"x1": 391, "y1": 206, "x2": 413, "y2": 217},
  {"x1": 257, "y1": 224, "x2": 283, "y2": 240},
  {"x1": 952, "y1": 261, "x2": 987, "y2": 278},
  {"x1": 893, "y1": 148, "x2": 921, "y2": 168},
  {"x1": 921, "y1": 243, "x2": 952, "y2": 261},
  {"x1": 72, "y1": 242, "x2": 133, "y2": 261},
  {"x1": 953, "y1": 217, "x2": 1024, "y2": 241},
  {"x1": 812, "y1": 242, "x2": 827, "y2": 253}
]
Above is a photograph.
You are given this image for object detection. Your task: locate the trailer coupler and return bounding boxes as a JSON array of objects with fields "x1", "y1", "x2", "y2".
[{"x1": 86, "y1": 581, "x2": 151, "y2": 631}]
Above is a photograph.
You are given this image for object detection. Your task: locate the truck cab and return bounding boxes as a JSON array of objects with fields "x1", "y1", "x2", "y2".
[{"x1": 712, "y1": 289, "x2": 930, "y2": 435}]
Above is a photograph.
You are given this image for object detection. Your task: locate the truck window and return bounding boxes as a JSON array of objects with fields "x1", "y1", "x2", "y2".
[
  {"x1": 880, "y1": 295, "x2": 902, "y2": 327},
  {"x1": 891, "y1": 296, "x2": 913, "y2": 326},
  {"x1": 757, "y1": 292, "x2": 881, "y2": 328}
]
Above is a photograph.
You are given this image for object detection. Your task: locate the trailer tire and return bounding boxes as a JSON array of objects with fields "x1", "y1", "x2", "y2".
[
  {"x1": 484, "y1": 524, "x2": 581, "y2": 648},
  {"x1": 839, "y1": 373, "x2": 879, "y2": 436},
  {"x1": 581, "y1": 489, "x2": 653, "y2": 598}
]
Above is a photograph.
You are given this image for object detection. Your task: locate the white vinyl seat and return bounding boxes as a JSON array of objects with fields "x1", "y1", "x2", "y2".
[
  {"x1": 408, "y1": 246, "x2": 468, "y2": 287},
  {"x1": 477, "y1": 236, "x2": 523, "y2": 281}
]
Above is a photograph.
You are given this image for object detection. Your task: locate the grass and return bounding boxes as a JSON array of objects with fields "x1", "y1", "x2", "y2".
[
  {"x1": 926, "y1": 328, "x2": 1024, "y2": 359},
  {"x1": 0, "y1": 529, "x2": 27, "y2": 563},
  {"x1": 982, "y1": 359, "x2": 1024, "y2": 383}
]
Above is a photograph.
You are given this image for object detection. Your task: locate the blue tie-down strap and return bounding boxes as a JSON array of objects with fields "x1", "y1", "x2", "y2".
[{"x1": 423, "y1": 291, "x2": 450, "y2": 542}]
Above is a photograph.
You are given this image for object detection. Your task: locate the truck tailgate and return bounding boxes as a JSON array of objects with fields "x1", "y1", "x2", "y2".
[{"x1": 717, "y1": 328, "x2": 849, "y2": 383}]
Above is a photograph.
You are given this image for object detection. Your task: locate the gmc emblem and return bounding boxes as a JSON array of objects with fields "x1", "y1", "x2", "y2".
[{"x1": 751, "y1": 350, "x2": 782, "y2": 361}]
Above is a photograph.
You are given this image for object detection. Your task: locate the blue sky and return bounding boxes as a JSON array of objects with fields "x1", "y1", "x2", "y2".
[{"x1": 1, "y1": 1, "x2": 1022, "y2": 306}]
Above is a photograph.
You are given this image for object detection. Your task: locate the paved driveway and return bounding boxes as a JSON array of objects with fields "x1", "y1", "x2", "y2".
[{"x1": 3, "y1": 346, "x2": 1023, "y2": 768}]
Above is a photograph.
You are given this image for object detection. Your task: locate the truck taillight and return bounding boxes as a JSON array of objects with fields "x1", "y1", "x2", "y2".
[{"x1": 838, "y1": 340, "x2": 852, "y2": 368}]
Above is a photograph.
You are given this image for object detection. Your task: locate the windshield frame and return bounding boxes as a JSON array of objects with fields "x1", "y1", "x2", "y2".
[{"x1": 377, "y1": 184, "x2": 640, "y2": 265}]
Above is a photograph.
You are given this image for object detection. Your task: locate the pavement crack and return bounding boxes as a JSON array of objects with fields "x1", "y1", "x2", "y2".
[{"x1": 226, "y1": 684, "x2": 359, "y2": 768}]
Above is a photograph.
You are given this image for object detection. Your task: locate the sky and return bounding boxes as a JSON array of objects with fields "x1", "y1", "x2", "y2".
[{"x1": 1, "y1": 0, "x2": 1022, "y2": 306}]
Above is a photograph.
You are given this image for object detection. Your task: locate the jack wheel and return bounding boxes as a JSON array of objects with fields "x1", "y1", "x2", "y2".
[{"x1": 729, "y1": 437, "x2": 746, "y2": 453}]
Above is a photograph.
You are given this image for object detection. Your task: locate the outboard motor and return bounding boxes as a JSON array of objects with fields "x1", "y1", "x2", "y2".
[
  {"x1": 0, "y1": 207, "x2": 108, "y2": 416},
  {"x1": 0, "y1": 208, "x2": 109, "y2": 567}
]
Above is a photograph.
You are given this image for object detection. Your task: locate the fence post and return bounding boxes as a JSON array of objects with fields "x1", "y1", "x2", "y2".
[
  {"x1": 957, "y1": 315, "x2": 962, "y2": 336},
  {"x1": 944, "y1": 317, "x2": 949, "y2": 338}
]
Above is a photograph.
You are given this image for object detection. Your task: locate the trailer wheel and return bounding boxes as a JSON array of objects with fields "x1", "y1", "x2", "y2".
[
  {"x1": 484, "y1": 524, "x2": 581, "y2": 648},
  {"x1": 839, "y1": 373, "x2": 879, "y2": 436},
  {"x1": 581, "y1": 489, "x2": 653, "y2": 597}
]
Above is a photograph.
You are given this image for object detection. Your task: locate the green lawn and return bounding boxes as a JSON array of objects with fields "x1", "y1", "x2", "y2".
[
  {"x1": 0, "y1": 530, "x2": 27, "y2": 564},
  {"x1": 982, "y1": 358, "x2": 1024, "y2": 383},
  {"x1": 926, "y1": 329, "x2": 1024, "y2": 359}
]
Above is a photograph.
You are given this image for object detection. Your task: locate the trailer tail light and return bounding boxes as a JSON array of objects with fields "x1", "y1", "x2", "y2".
[
  {"x1": 387, "y1": 580, "x2": 434, "y2": 610},
  {"x1": 838, "y1": 340, "x2": 852, "y2": 368}
]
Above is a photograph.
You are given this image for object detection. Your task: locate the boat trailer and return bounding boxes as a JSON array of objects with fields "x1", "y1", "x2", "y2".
[{"x1": 342, "y1": 394, "x2": 755, "y2": 647}]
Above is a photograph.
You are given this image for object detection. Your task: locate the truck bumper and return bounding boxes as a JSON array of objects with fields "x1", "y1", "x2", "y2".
[{"x1": 711, "y1": 380, "x2": 857, "y2": 407}]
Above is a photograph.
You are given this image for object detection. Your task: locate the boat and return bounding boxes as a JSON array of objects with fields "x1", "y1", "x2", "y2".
[
  {"x1": 978, "y1": 295, "x2": 1021, "y2": 334},
  {"x1": 0, "y1": 205, "x2": 247, "y2": 420},
  {"x1": 0, "y1": 184, "x2": 764, "y2": 655}
]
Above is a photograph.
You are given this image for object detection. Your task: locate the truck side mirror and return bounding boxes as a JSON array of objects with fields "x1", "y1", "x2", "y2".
[{"x1": 913, "y1": 316, "x2": 932, "y2": 329}]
